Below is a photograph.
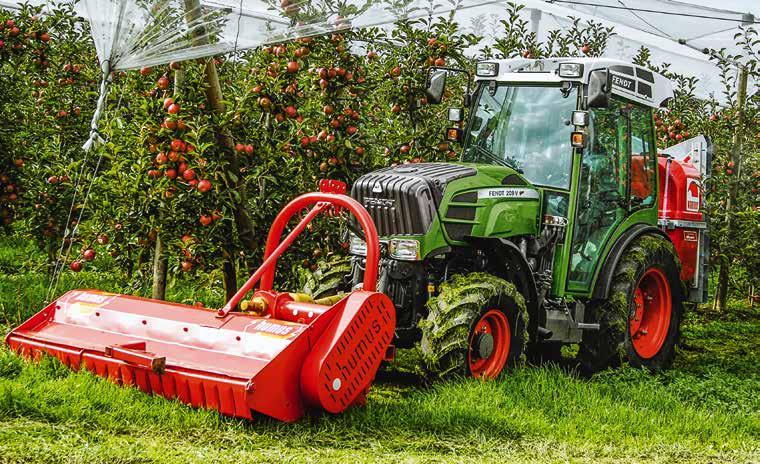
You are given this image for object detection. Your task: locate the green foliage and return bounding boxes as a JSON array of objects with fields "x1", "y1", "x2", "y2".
[{"x1": 488, "y1": 3, "x2": 614, "y2": 59}]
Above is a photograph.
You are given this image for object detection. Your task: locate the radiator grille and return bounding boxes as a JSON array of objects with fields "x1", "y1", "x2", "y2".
[{"x1": 350, "y1": 163, "x2": 475, "y2": 236}]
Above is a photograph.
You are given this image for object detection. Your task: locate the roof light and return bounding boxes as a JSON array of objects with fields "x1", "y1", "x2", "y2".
[
  {"x1": 448, "y1": 107, "x2": 464, "y2": 122},
  {"x1": 558, "y1": 62, "x2": 583, "y2": 78},
  {"x1": 476, "y1": 62, "x2": 498, "y2": 77}
]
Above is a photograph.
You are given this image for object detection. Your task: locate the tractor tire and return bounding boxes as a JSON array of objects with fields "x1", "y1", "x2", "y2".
[
  {"x1": 577, "y1": 234, "x2": 683, "y2": 373},
  {"x1": 301, "y1": 255, "x2": 352, "y2": 300},
  {"x1": 419, "y1": 273, "x2": 527, "y2": 379}
]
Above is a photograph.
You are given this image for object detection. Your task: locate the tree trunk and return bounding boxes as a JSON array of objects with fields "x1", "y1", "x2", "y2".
[
  {"x1": 222, "y1": 259, "x2": 237, "y2": 301},
  {"x1": 151, "y1": 236, "x2": 168, "y2": 299},
  {"x1": 715, "y1": 67, "x2": 748, "y2": 311},
  {"x1": 182, "y1": 0, "x2": 257, "y2": 250},
  {"x1": 151, "y1": 69, "x2": 186, "y2": 300},
  {"x1": 201, "y1": 55, "x2": 258, "y2": 254}
]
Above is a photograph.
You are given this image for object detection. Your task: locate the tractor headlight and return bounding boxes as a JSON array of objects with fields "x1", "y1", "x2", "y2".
[
  {"x1": 389, "y1": 239, "x2": 420, "y2": 261},
  {"x1": 349, "y1": 234, "x2": 367, "y2": 256}
]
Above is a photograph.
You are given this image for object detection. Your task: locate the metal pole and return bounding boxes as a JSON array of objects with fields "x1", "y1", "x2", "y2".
[
  {"x1": 530, "y1": 8, "x2": 542, "y2": 36},
  {"x1": 716, "y1": 66, "x2": 748, "y2": 311}
]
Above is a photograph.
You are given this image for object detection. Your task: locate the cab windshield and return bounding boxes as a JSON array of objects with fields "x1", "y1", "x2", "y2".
[{"x1": 461, "y1": 84, "x2": 577, "y2": 190}]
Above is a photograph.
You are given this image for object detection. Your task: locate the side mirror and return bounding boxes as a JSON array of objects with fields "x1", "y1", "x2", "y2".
[
  {"x1": 425, "y1": 69, "x2": 447, "y2": 105},
  {"x1": 447, "y1": 107, "x2": 464, "y2": 123},
  {"x1": 587, "y1": 69, "x2": 612, "y2": 109}
]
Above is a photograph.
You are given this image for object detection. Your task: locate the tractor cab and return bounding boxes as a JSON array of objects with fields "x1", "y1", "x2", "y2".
[
  {"x1": 440, "y1": 58, "x2": 683, "y2": 296},
  {"x1": 342, "y1": 57, "x2": 709, "y2": 378}
]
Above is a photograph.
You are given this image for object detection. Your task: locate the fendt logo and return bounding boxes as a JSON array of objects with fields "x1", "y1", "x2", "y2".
[
  {"x1": 372, "y1": 183, "x2": 382, "y2": 193},
  {"x1": 364, "y1": 197, "x2": 395, "y2": 208},
  {"x1": 611, "y1": 74, "x2": 635, "y2": 91}
]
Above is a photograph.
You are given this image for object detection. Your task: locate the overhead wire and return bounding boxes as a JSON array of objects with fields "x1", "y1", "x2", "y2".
[
  {"x1": 546, "y1": 0, "x2": 758, "y2": 24},
  {"x1": 614, "y1": 0, "x2": 671, "y2": 38}
]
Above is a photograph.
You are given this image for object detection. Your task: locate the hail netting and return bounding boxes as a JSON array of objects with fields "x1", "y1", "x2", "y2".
[{"x1": 49, "y1": 0, "x2": 760, "y2": 146}]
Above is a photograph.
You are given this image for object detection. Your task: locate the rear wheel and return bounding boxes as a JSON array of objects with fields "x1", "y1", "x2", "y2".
[
  {"x1": 420, "y1": 273, "x2": 527, "y2": 379},
  {"x1": 578, "y1": 235, "x2": 683, "y2": 373}
]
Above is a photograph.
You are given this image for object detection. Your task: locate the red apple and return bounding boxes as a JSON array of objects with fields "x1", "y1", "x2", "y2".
[{"x1": 197, "y1": 179, "x2": 212, "y2": 193}]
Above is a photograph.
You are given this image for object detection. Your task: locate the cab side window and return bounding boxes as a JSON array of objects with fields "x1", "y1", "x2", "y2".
[{"x1": 629, "y1": 105, "x2": 656, "y2": 207}]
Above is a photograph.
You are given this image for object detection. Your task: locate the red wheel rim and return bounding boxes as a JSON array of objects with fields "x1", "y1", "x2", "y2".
[
  {"x1": 467, "y1": 309, "x2": 511, "y2": 379},
  {"x1": 630, "y1": 267, "x2": 672, "y2": 359}
]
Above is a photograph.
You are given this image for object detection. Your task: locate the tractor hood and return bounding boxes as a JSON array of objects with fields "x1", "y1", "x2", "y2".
[
  {"x1": 351, "y1": 163, "x2": 476, "y2": 236},
  {"x1": 437, "y1": 163, "x2": 541, "y2": 242}
]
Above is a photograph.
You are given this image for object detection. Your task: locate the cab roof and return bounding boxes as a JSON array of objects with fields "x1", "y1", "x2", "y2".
[{"x1": 474, "y1": 57, "x2": 673, "y2": 109}]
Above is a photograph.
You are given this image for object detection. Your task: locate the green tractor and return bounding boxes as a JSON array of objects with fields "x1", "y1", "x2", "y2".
[{"x1": 305, "y1": 58, "x2": 710, "y2": 378}]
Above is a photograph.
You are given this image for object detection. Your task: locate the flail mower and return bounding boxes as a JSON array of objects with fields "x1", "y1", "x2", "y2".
[{"x1": 5, "y1": 180, "x2": 396, "y2": 422}]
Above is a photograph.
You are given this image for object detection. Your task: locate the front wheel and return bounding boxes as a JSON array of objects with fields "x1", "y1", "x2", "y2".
[
  {"x1": 578, "y1": 235, "x2": 683, "y2": 373},
  {"x1": 419, "y1": 273, "x2": 527, "y2": 379},
  {"x1": 300, "y1": 255, "x2": 352, "y2": 300}
]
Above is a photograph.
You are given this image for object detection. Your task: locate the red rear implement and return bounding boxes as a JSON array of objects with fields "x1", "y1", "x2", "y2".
[{"x1": 5, "y1": 182, "x2": 395, "y2": 422}]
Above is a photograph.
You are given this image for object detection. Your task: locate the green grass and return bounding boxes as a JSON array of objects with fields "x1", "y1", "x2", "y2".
[{"x1": 0, "y1": 238, "x2": 758, "y2": 463}]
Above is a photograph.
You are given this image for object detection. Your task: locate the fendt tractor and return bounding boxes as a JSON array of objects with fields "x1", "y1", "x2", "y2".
[{"x1": 305, "y1": 57, "x2": 711, "y2": 378}]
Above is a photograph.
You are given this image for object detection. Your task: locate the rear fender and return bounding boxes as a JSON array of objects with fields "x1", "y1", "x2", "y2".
[{"x1": 591, "y1": 224, "x2": 672, "y2": 300}]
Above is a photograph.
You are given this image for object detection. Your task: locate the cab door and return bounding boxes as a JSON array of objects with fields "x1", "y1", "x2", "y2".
[{"x1": 567, "y1": 98, "x2": 630, "y2": 290}]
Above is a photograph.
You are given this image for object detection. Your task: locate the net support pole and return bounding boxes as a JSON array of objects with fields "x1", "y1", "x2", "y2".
[{"x1": 716, "y1": 66, "x2": 748, "y2": 312}]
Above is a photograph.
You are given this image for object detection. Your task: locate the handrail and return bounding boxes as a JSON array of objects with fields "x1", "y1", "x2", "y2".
[{"x1": 218, "y1": 192, "x2": 380, "y2": 317}]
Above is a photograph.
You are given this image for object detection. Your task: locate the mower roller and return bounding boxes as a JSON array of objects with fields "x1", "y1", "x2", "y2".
[{"x1": 5, "y1": 180, "x2": 396, "y2": 422}]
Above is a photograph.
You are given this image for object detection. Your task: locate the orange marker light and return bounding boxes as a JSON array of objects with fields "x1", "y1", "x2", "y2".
[
  {"x1": 571, "y1": 131, "x2": 586, "y2": 148},
  {"x1": 446, "y1": 127, "x2": 463, "y2": 142}
]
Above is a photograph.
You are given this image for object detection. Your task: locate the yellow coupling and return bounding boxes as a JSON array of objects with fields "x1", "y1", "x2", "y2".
[{"x1": 240, "y1": 296, "x2": 269, "y2": 316}]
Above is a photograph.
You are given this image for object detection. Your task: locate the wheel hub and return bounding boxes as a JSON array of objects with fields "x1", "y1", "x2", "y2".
[
  {"x1": 467, "y1": 309, "x2": 511, "y2": 379},
  {"x1": 474, "y1": 332, "x2": 495, "y2": 359},
  {"x1": 629, "y1": 267, "x2": 672, "y2": 359}
]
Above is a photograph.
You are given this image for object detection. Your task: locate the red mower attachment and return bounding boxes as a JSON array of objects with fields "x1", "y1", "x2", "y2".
[{"x1": 5, "y1": 184, "x2": 395, "y2": 422}]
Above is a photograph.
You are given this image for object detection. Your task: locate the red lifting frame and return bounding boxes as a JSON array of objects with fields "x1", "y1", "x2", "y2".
[{"x1": 219, "y1": 190, "x2": 379, "y2": 317}]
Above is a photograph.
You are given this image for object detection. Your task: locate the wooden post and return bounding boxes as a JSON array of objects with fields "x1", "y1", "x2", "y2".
[{"x1": 715, "y1": 66, "x2": 748, "y2": 312}]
